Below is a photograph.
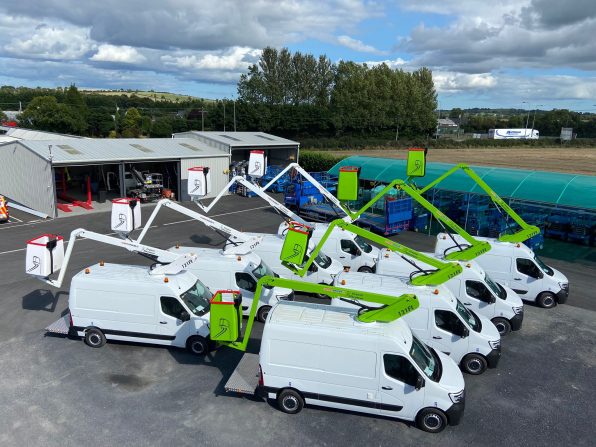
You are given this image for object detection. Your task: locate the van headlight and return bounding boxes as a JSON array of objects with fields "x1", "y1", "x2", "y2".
[
  {"x1": 512, "y1": 306, "x2": 523, "y2": 315},
  {"x1": 489, "y1": 339, "x2": 501, "y2": 350},
  {"x1": 449, "y1": 390, "x2": 465, "y2": 403}
]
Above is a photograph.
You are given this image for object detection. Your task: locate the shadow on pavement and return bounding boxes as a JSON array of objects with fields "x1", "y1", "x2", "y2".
[{"x1": 22, "y1": 289, "x2": 68, "y2": 312}]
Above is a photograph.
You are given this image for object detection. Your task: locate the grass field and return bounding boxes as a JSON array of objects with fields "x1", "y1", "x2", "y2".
[
  {"x1": 81, "y1": 90, "x2": 212, "y2": 102},
  {"x1": 326, "y1": 147, "x2": 596, "y2": 175}
]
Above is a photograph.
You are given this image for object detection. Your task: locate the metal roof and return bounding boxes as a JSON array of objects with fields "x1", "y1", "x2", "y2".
[
  {"x1": 0, "y1": 136, "x2": 19, "y2": 143},
  {"x1": 329, "y1": 156, "x2": 596, "y2": 210},
  {"x1": 173, "y1": 131, "x2": 299, "y2": 148},
  {"x1": 7, "y1": 138, "x2": 230, "y2": 164},
  {"x1": 4, "y1": 127, "x2": 84, "y2": 140}
]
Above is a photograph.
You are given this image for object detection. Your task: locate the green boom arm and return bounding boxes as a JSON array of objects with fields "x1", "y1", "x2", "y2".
[
  {"x1": 217, "y1": 276, "x2": 420, "y2": 352},
  {"x1": 338, "y1": 180, "x2": 491, "y2": 261},
  {"x1": 416, "y1": 164, "x2": 540, "y2": 243},
  {"x1": 283, "y1": 218, "x2": 463, "y2": 286}
]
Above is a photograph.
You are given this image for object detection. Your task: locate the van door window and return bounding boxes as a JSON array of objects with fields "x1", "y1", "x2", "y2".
[
  {"x1": 435, "y1": 310, "x2": 466, "y2": 336},
  {"x1": 383, "y1": 354, "x2": 418, "y2": 386},
  {"x1": 160, "y1": 296, "x2": 186, "y2": 320},
  {"x1": 235, "y1": 272, "x2": 257, "y2": 292},
  {"x1": 516, "y1": 258, "x2": 542, "y2": 279},
  {"x1": 340, "y1": 239, "x2": 360, "y2": 256},
  {"x1": 465, "y1": 280, "x2": 494, "y2": 303}
]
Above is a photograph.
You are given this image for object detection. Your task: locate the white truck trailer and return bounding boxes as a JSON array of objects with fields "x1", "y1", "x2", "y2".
[{"x1": 488, "y1": 128, "x2": 539, "y2": 139}]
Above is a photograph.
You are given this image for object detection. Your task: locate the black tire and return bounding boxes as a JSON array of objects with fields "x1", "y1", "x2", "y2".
[
  {"x1": 277, "y1": 389, "x2": 304, "y2": 414},
  {"x1": 357, "y1": 266, "x2": 374, "y2": 273},
  {"x1": 257, "y1": 305, "x2": 272, "y2": 323},
  {"x1": 84, "y1": 327, "x2": 106, "y2": 348},
  {"x1": 416, "y1": 408, "x2": 448, "y2": 433},
  {"x1": 186, "y1": 336, "x2": 209, "y2": 356},
  {"x1": 491, "y1": 317, "x2": 512, "y2": 336},
  {"x1": 537, "y1": 292, "x2": 557, "y2": 309},
  {"x1": 461, "y1": 353, "x2": 488, "y2": 375}
]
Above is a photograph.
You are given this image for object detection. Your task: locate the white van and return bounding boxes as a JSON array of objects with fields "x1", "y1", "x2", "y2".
[
  {"x1": 246, "y1": 233, "x2": 343, "y2": 285},
  {"x1": 260, "y1": 301, "x2": 465, "y2": 433},
  {"x1": 69, "y1": 263, "x2": 213, "y2": 355},
  {"x1": 278, "y1": 222, "x2": 379, "y2": 272},
  {"x1": 435, "y1": 233, "x2": 569, "y2": 308},
  {"x1": 170, "y1": 247, "x2": 293, "y2": 322},
  {"x1": 376, "y1": 248, "x2": 524, "y2": 335},
  {"x1": 332, "y1": 272, "x2": 501, "y2": 375}
]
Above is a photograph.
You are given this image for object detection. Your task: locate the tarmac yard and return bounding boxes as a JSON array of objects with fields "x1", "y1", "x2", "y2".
[{"x1": 0, "y1": 195, "x2": 594, "y2": 447}]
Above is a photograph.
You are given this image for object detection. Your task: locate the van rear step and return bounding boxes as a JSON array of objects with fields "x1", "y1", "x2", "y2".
[
  {"x1": 224, "y1": 353, "x2": 260, "y2": 395},
  {"x1": 45, "y1": 314, "x2": 71, "y2": 335}
]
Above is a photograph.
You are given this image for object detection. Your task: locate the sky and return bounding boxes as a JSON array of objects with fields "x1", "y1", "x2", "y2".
[{"x1": 0, "y1": 0, "x2": 595, "y2": 111}]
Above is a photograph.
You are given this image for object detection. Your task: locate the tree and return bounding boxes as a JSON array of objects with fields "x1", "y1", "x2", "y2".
[
  {"x1": 121, "y1": 107, "x2": 142, "y2": 137},
  {"x1": 18, "y1": 96, "x2": 87, "y2": 134},
  {"x1": 150, "y1": 117, "x2": 174, "y2": 137}
]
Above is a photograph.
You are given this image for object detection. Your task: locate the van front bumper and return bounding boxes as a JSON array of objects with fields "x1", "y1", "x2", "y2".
[
  {"x1": 486, "y1": 347, "x2": 501, "y2": 368},
  {"x1": 510, "y1": 312, "x2": 523, "y2": 331},
  {"x1": 556, "y1": 287, "x2": 569, "y2": 304},
  {"x1": 445, "y1": 401, "x2": 465, "y2": 426}
]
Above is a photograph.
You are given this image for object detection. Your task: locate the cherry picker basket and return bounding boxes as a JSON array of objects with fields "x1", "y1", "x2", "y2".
[
  {"x1": 280, "y1": 222, "x2": 313, "y2": 266},
  {"x1": 337, "y1": 166, "x2": 360, "y2": 201},
  {"x1": 210, "y1": 290, "x2": 243, "y2": 342},
  {"x1": 407, "y1": 148, "x2": 427, "y2": 177}
]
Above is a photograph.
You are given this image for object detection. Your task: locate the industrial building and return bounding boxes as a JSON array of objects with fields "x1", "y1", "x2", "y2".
[
  {"x1": 173, "y1": 131, "x2": 299, "y2": 165},
  {"x1": 0, "y1": 138, "x2": 230, "y2": 217}
]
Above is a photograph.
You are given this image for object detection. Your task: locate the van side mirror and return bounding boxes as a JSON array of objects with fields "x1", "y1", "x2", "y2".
[
  {"x1": 459, "y1": 326, "x2": 469, "y2": 338},
  {"x1": 179, "y1": 310, "x2": 190, "y2": 321},
  {"x1": 415, "y1": 375, "x2": 425, "y2": 390},
  {"x1": 536, "y1": 270, "x2": 544, "y2": 279},
  {"x1": 486, "y1": 294, "x2": 496, "y2": 304}
]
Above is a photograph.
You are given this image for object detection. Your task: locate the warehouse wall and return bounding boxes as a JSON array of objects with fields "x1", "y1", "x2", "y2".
[
  {"x1": 0, "y1": 143, "x2": 55, "y2": 216},
  {"x1": 180, "y1": 156, "x2": 231, "y2": 201}
]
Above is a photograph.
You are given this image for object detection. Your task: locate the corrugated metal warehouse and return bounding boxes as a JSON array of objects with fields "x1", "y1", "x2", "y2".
[
  {"x1": 173, "y1": 131, "x2": 299, "y2": 165},
  {"x1": 0, "y1": 138, "x2": 230, "y2": 217}
]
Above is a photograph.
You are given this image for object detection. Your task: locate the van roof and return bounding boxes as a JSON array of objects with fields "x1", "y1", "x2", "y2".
[
  {"x1": 169, "y1": 246, "x2": 262, "y2": 266},
  {"x1": 379, "y1": 247, "x2": 484, "y2": 275},
  {"x1": 71, "y1": 263, "x2": 198, "y2": 295},
  {"x1": 269, "y1": 301, "x2": 412, "y2": 346},
  {"x1": 435, "y1": 232, "x2": 532, "y2": 256}
]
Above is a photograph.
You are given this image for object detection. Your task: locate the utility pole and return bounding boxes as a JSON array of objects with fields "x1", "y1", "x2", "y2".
[
  {"x1": 223, "y1": 100, "x2": 226, "y2": 132},
  {"x1": 522, "y1": 101, "x2": 530, "y2": 134},
  {"x1": 531, "y1": 105, "x2": 543, "y2": 133},
  {"x1": 201, "y1": 110, "x2": 204, "y2": 131},
  {"x1": 233, "y1": 100, "x2": 236, "y2": 132},
  {"x1": 395, "y1": 115, "x2": 399, "y2": 141}
]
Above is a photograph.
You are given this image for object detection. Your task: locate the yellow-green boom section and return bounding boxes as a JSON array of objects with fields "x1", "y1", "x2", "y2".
[
  {"x1": 336, "y1": 180, "x2": 491, "y2": 261},
  {"x1": 283, "y1": 219, "x2": 463, "y2": 285},
  {"x1": 416, "y1": 164, "x2": 540, "y2": 243},
  {"x1": 214, "y1": 276, "x2": 420, "y2": 352}
]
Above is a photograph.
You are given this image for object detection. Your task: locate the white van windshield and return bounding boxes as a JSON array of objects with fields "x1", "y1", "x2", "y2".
[
  {"x1": 455, "y1": 299, "x2": 481, "y2": 332},
  {"x1": 180, "y1": 280, "x2": 211, "y2": 316},
  {"x1": 354, "y1": 236, "x2": 373, "y2": 254},
  {"x1": 485, "y1": 274, "x2": 506, "y2": 299},
  {"x1": 410, "y1": 336, "x2": 441, "y2": 381},
  {"x1": 314, "y1": 252, "x2": 332, "y2": 269},
  {"x1": 534, "y1": 256, "x2": 553, "y2": 276},
  {"x1": 252, "y1": 261, "x2": 275, "y2": 279}
]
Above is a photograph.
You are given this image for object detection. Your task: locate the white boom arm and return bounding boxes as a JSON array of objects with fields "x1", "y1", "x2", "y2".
[
  {"x1": 194, "y1": 176, "x2": 306, "y2": 224},
  {"x1": 135, "y1": 199, "x2": 262, "y2": 255},
  {"x1": 38, "y1": 229, "x2": 196, "y2": 288},
  {"x1": 261, "y1": 163, "x2": 350, "y2": 221}
]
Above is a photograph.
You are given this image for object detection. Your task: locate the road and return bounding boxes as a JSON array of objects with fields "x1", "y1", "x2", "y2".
[{"x1": 0, "y1": 195, "x2": 594, "y2": 446}]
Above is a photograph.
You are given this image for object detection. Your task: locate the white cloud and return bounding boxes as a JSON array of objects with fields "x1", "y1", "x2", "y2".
[
  {"x1": 337, "y1": 35, "x2": 386, "y2": 54},
  {"x1": 162, "y1": 47, "x2": 260, "y2": 71},
  {"x1": 364, "y1": 57, "x2": 408, "y2": 68},
  {"x1": 90, "y1": 45, "x2": 147, "y2": 64},
  {"x1": 434, "y1": 72, "x2": 497, "y2": 92},
  {"x1": 5, "y1": 24, "x2": 93, "y2": 60}
]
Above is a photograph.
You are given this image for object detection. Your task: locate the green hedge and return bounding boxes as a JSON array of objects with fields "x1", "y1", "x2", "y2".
[{"x1": 298, "y1": 151, "x2": 347, "y2": 172}]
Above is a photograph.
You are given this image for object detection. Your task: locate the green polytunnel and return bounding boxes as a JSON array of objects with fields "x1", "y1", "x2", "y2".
[{"x1": 328, "y1": 156, "x2": 596, "y2": 210}]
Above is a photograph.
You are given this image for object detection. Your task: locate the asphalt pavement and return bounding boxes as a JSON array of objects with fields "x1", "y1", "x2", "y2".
[{"x1": 0, "y1": 195, "x2": 594, "y2": 446}]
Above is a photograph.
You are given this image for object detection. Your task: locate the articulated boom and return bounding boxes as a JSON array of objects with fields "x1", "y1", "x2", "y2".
[
  {"x1": 416, "y1": 163, "x2": 540, "y2": 243},
  {"x1": 213, "y1": 276, "x2": 420, "y2": 352},
  {"x1": 282, "y1": 219, "x2": 463, "y2": 286}
]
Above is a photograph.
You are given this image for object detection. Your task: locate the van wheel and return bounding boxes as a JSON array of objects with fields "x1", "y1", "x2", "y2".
[
  {"x1": 357, "y1": 266, "x2": 374, "y2": 273},
  {"x1": 416, "y1": 408, "x2": 447, "y2": 433},
  {"x1": 537, "y1": 292, "x2": 557, "y2": 309},
  {"x1": 84, "y1": 328, "x2": 106, "y2": 348},
  {"x1": 277, "y1": 389, "x2": 304, "y2": 414},
  {"x1": 491, "y1": 317, "x2": 511, "y2": 336},
  {"x1": 186, "y1": 336, "x2": 209, "y2": 356},
  {"x1": 257, "y1": 305, "x2": 272, "y2": 323},
  {"x1": 461, "y1": 353, "x2": 487, "y2": 375}
]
